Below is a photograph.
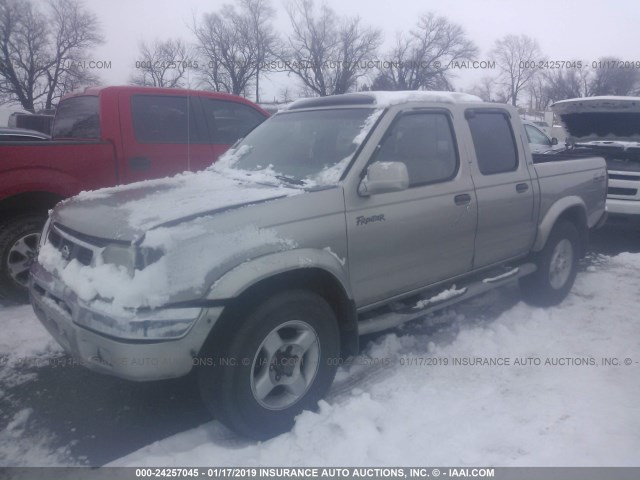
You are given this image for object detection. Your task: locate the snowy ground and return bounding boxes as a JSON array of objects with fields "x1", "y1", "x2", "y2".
[{"x1": 1, "y1": 249, "x2": 639, "y2": 467}]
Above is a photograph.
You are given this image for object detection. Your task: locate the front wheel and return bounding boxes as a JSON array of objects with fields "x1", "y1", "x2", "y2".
[
  {"x1": 520, "y1": 220, "x2": 580, "y2": 306},
  {"x1": 0, "y1": 215, "x2": 45, "y2": 303},
  {"x1": 198, "y1": 290, "x2": 340, "y2": 439}
]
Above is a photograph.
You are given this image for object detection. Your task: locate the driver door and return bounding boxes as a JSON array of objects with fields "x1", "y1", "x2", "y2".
[{"x1": 345, "y1": 110, "x2": 478, "y2": 307}]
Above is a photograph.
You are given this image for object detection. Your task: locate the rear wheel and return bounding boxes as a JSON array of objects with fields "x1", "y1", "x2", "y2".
[
  {"x1": 198, "y1": 290, "x2": 340, "y2": 439},
  {"x1": 0, "y1": 215, "x2": 45, "y2": 303},
  {"x1": 520, "y1": 220, "x2": 580, "y2": 306}
]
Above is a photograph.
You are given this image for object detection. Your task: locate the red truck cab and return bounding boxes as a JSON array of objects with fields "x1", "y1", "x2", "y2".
[{"x1": 0, "y1": 86, "x2": 269, "y2": 302}]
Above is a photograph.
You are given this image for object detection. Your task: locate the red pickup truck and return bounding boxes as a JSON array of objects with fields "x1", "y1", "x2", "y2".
[{"x1": 0, "y1": 86, "x2": 269, "y2": 302}]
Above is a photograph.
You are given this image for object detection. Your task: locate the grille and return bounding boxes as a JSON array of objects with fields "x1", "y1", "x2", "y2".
[
  {"x1": 48, "y1": 229, "x2": 94, "y2": 266},
  {"x1": 608, "y1": 187, "x2": 638, "y2": 197}
]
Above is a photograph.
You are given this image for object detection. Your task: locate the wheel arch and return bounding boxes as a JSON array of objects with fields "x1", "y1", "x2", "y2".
[
  {"x1": 204, "y1": 252, "x2": 358, "y2": 358},
  {"x1": 0, "y1": 191, "x2": 65, "y2": 219},
  {"x1": 533, "y1": 197, "x2": 588, "y2": 255}
]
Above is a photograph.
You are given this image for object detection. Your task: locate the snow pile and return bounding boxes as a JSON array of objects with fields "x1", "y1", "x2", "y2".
[
  {"x1": 112, "y1": 253, "x2": 640, "y2": 467},
  {"x1": 38, "y1": 224, "x2": 297, "y2": 311},
  {"x1": 0, "y1": 409, "x2": 75, "y2": 467},
  {"x1": 0, "y1": 304, "x2": 62, "y2": 389},
  {"x1": 0, "y1": 306, "x2": 72, "y2": 466}
]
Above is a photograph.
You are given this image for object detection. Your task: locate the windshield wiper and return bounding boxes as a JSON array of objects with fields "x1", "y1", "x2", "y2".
[{"x1": 275, "y1": 175, "x2": 306, "y2": 186}]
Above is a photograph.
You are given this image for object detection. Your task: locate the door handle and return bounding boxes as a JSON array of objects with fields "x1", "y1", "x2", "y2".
[
  {"x1": 454, "y1": 193, "x2": 472, "y2": 206},
  {"x1": 516, "y1": 183, "x2": 529, "y2": 193},
  {"x1": 129, "y1": 156, "x2": 151, "y2": 171}
]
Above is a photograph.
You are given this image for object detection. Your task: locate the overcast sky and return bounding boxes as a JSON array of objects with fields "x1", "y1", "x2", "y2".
[{"x1": 25, "y1": 0, "x2": 640, "y2": 104}]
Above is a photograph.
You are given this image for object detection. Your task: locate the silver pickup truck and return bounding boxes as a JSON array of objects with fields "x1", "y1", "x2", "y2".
[{"x1": 29, "y1": 91, "x2": 607, "y2": 439}]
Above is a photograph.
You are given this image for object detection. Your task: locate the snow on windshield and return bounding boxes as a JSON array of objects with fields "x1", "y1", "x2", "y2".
[{"x1": 214, "y1": 108, "x2": 384, "y2": 187}]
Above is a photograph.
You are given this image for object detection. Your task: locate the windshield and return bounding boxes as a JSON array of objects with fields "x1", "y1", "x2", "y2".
[{"x1": 213, "y1": 108, "x2": 382, "y2": 186}]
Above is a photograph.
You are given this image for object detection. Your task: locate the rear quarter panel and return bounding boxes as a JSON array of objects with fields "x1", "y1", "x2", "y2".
[{"x1": 532, "y1": 156, "x2": 607, "y2": 249}]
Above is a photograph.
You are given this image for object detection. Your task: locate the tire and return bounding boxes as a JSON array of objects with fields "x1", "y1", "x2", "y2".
[
  {"x1": 0, "y1": 215, "x2": 46, "y2": 303},
  {"x1": 198, "y1": 290, "x2": 340, "y2": 440},
  {"x1": 519, "y1": 220, "x2": 580, "y2": 306}
]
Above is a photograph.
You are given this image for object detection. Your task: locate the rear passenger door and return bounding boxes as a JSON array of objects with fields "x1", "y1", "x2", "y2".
[
  {"x1": 119, "y1": 93, "x2": 213, "y2": 184},
  {"x1": 465, "y1": 109, "x2": 536, "y2": 268},
  {"x1": 346, "y1": 109, "x2": 477, "y2": 306}
]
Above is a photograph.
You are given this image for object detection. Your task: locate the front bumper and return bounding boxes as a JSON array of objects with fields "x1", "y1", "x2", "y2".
[
  {"x1": 606, "y1": 168, "x2": 640, "y2": 218},
  {"x1": 29, "y1": 262, "x2": 223, "y2": 381},
  {"x1": 606, "y1": 198, "x2": 640, "y2": 216}
]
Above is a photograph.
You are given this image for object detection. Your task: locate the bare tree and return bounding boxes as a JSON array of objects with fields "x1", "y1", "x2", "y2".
[
  {"x1": 373, "y1": 13, "x2": 477, "y2": 91},
  {"x1": 130, "y1": 38, "x2": 191, "y2": 88},
  {"x1": 542, "y1": 68, "x2": 589, "y2": 104},
  {"x1": 468, "y1": 76, "x2": 499, "y2": 102},
  {"x1": 491, "y1": 34, "x2": 543, "y2": 106},
  {"x1": 194, "y1": 6, "x2": 254, "y2": 95},
  {"x1": 194, "y1": 0, "x2": 278, "y2": 98},
  {"x1": 527, "y1": 75, "x2": 549, "y2": 111},
  {"x1": 0, "y1": 0, "x2": 102, "y2": 111},
  {"x1": 589, "y1": 56, "x2": 639, "y2": 96},
  {"x1": 44, "y1": 0, "x2": 102, "y2": 108},
  {"x1": 282, "y1": 0, "x2": 382, "y2": 96},
  {"x1": 241, "y1": 0, "x2": 279, "y2": 102},
  {"x1": 540, "y1": 57, "x2": 638, "y2": 105}
]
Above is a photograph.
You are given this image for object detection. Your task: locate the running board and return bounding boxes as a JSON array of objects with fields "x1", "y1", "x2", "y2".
[{"x1": 358, "y1": 262, "x2": 537, "y2": 336}]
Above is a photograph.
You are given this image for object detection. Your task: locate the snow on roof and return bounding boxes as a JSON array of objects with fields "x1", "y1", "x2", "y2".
[
  {"x1": 287, "y1": 90, "x2": 482, "y2": 110},
  {"x1": 366, "y1": 90, "x2": 483, "y2": 106}
]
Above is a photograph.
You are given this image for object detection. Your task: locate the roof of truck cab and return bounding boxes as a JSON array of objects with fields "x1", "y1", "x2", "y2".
[
  {"x1": 59, "y1": 86, "x2": 264, "y2": 107},
  {"x1": 287, "y1": 91, "x2": 483, "y2": 110}
]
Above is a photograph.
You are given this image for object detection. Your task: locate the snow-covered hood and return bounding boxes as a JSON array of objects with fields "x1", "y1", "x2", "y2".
[
  {"x1": 52, "y1": 169, "x2": 300, "y2": 243},
  {"x1": 552, "y1": 96, "x2": 640, "y2": 143}
]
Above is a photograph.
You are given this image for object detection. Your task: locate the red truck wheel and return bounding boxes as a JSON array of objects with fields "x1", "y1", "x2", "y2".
[{"x1": 0, "y1": 215, "x2": 45, "y2": 303}]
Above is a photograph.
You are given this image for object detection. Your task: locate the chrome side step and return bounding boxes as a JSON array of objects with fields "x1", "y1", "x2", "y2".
[
  {"x1": 482, "y1": 267, "x2": 520, "y2": 284},
  {"x1": 357, "y1": 262, "x2": 537, "y2": 336}
]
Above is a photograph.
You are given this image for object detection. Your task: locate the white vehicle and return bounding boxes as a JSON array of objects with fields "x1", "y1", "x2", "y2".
[
  {"x1": 552, "y1": 96, "x2": 640, "y2": 223},
  {"x1": 522, "y1": 120, "x2": 561, "y2": 153}
]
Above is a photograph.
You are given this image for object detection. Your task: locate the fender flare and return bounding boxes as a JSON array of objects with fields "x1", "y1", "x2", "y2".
[
  {"x1": 205, "y1": 247, "x2": 352, "y2": 301},
  {"x1": 532, "y1": 196, "x2": 587, "y2": 252}
]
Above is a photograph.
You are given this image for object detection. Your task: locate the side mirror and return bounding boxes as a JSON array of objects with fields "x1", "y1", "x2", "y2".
[
  {"x1": 551, "y1": 137, "x2": 558, "y2": 145},
  {"x1": 358, "y1": 161, "x2": 409, "y2": 196}
]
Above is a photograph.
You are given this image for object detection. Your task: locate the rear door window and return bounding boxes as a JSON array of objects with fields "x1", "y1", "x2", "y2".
[
  {"x1": 466, "y1": 111, "x2": 518, "y2": 175},
  {"x1": 52, "y1": 96, "x2": 100, "y2": 139},
  {"x1": 131, "y1": 95, "x2": 206, "y2": 144}
]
